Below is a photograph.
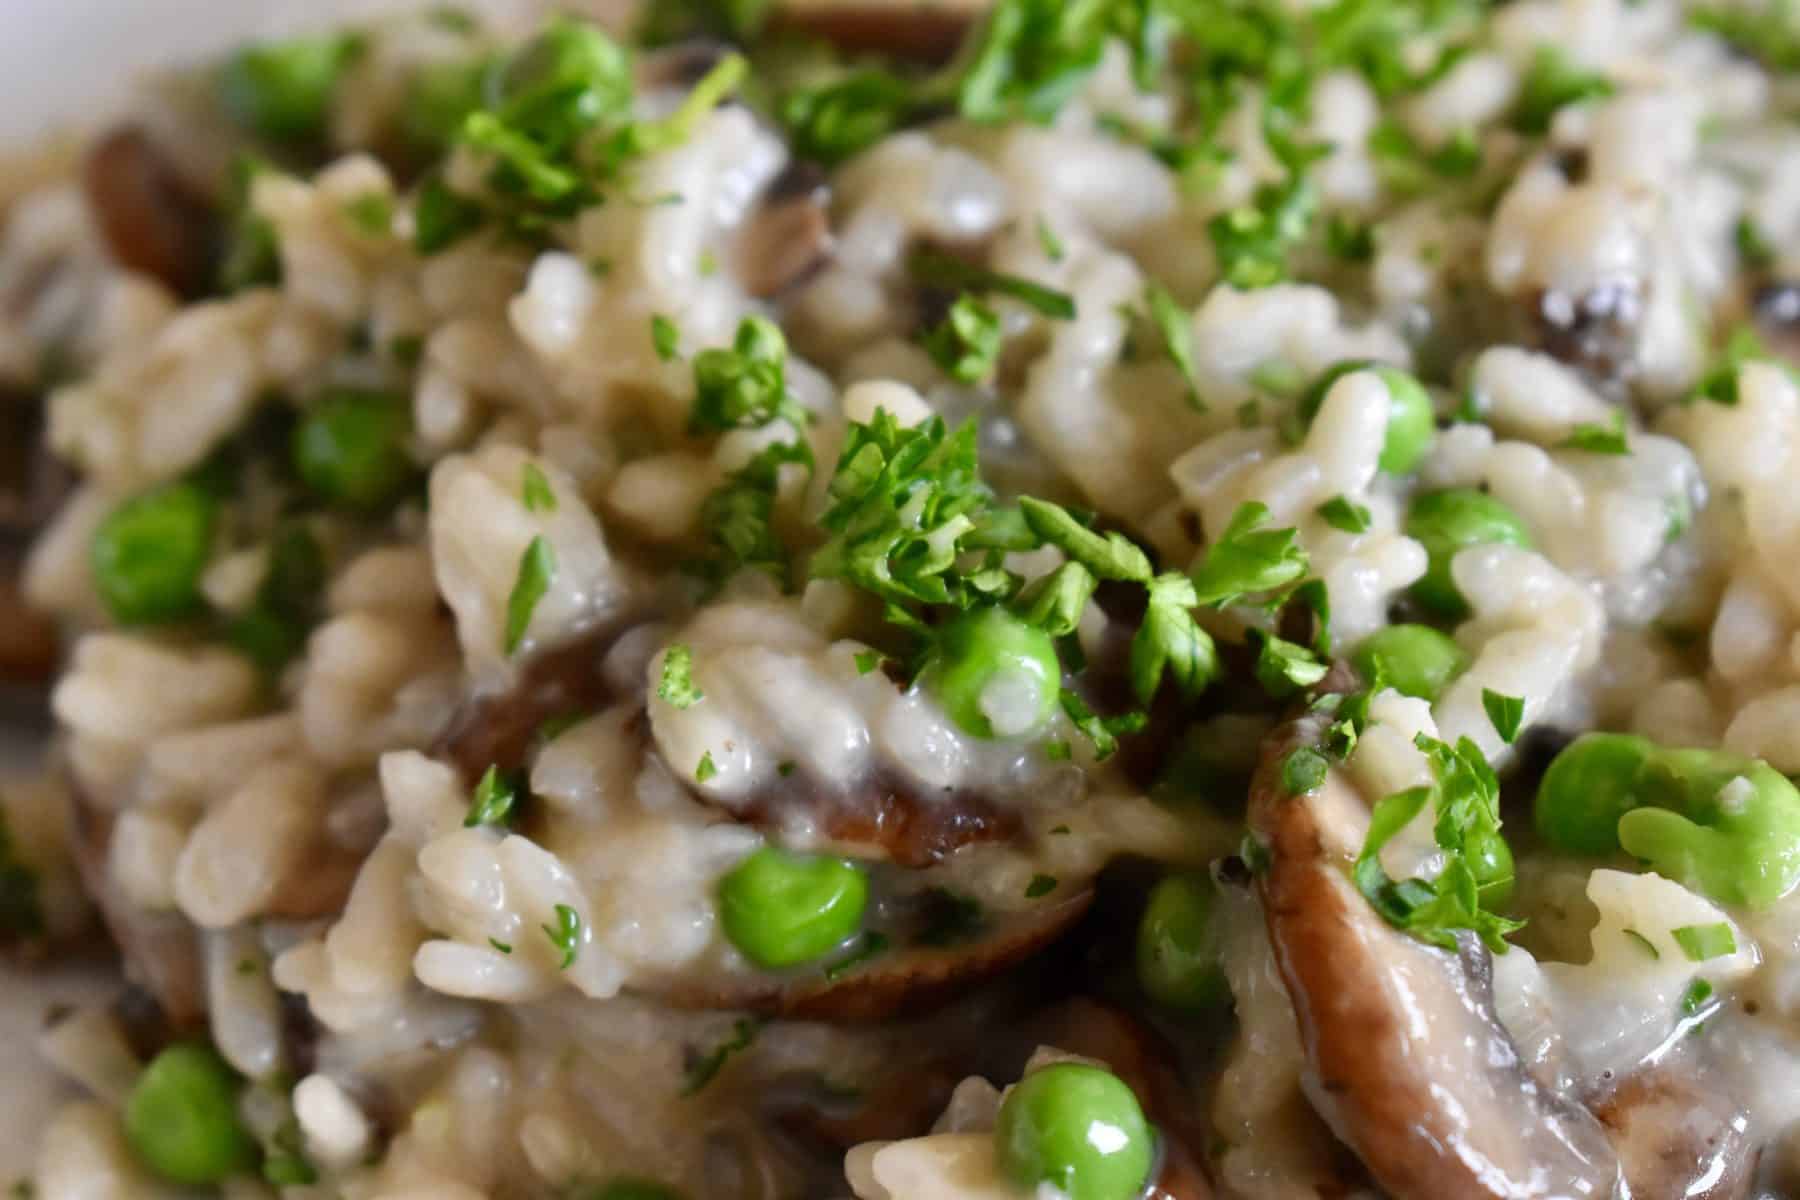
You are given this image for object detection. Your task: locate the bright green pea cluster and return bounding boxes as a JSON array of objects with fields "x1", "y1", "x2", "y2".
[
  {"x1": 994, "y1": 1063, "x2": 1155, "y2": 1200},
  {"x1": 91, "y1": 481, "x2": 217, "y2": 625},
  {"x1": 923, "y1": 605, "x2": 1062, "y2": 740},
  {"x1": 124, "y1": 1045, "x2": 257, "y2": 1185},
  {"x1": 1536, "y1": 733, "x2": 1800, "y2": 908},
  {"x1": 1136, "y1": 873, "x2": 1229, "y2": 1011},
  {"x1": 717, "y1": 848, "x2": 868, "y2": 968},
  {"x1": 1351, "y1": 624, "x2": 1469, "y2": 701},
  {"x1": 292, "y1": 387, "x2": 417, "y2": 511},
  {"x1": 1404, "y1": 488, "x2": 1533, "y2": 619},
  {"x1": 1297, "y1": 362, "x2": 1435, "y2": 476}
]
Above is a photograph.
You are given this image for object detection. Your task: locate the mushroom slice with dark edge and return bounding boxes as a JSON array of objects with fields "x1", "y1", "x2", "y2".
[
  {"x1": 738, "y1": 161, "x2": 833, "y2": 299},
  {"x1": 435, "y1": 627, "x2": 1089, "y2": 1020},
  {"x1": 1246, "y1": 707, "x2": 1623, "y2": 1197},
  {"x1": 65, "y1": 776, "x2": 360, "y2": 1031},
  {"x1": 81, "y1": 126, "x2": 220, "y2": 299},
  {"x1": 1590, "y1": 1064, "x2": 1754, "y2": 1200},
  {"x1": 659, "y1": 885, "x2": 1093, "y2": 1022}
]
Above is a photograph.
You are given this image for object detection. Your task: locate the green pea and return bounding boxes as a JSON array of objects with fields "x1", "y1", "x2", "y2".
[
  {"x1": 1535, "y1": 732, "x2": 1656, "y2": 857},
  {"x1": 91, "y1": 481, "x2": 216, "y2": 625},
  {"x1": 994, "y1": 1063, "x2": 1155, "y2": 1200},
  {"x1": 124, "y1": 1045, "x2": 257, "y2": 1185},
  {"x1": 1536, "y1": 733, "x2": 1800, "y2": 908},
  {"x1": 923, "y1": 605, "x2": 1062, "y2": 740},
  {"x1": 1350, "y1": 624, "x2": 1470, "y2": 701},
  {"x1": 1136, "y1": 873, "x2": 1229, "y2": 1011},
  {"x1": 292, "y1": 388, "x2": 416, "y2": 511},
  {"x1": 217, "y1": 35, "x2": 361, "y2": 143},
  {"x1": 1298, "y1": 362, "x2": 1435, "y2": 476},
  {"x1": 1404, "y1": 489, "x2": 1533, "y2": 619},
  {"x1": 718, "y1": 848, "x2": 867, "y2": 969}
]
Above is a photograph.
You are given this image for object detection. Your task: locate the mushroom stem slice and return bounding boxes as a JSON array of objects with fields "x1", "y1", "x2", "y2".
[{"x1": 1249, "y1": 711, "x2": 1621, "y2": 1199}]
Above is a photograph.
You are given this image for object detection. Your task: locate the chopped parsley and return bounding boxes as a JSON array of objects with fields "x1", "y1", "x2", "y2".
[
  {"x1": 520, "y1": 462, "x2": 557, "y2": 512},
  {"x1": 1622, "y1": 928, "x2": 1660, "y2": 960},
  {"x1": 695, "y1": 751, "x2": 718, "y2": 783},
  {"x1": 651, "y1": 314, "x2": 681, "y2": 362},
  {"x1": 1252, "y1": 631, "x2": 1329, "y2": 697},
  {"x1": 924, "y1": 295, "x2": 1003, "y2": 384},
  {"x1": 1482, "y1": 689, "x2": 1524, "y2": 745},
  {"x1": 690, "y1": 316, "x2": 807, "y2": 433},
  {"x1": 503, "y1": 535, "x2": 556, "y2": 654},
  {"x1": 1557, "y1": 411, "x2": 1630, "y2": 455},
  {"x1": 691, "y1": 438, "x2": 813, "y2": 591},
  {"x1": 1681, "y1": 977, "x2": 1716, "y2": 1017},
  {"x1": 1145, "y1": 283, "x2": 1203, "y2": 408},
  {"x1": 1353, "y1": 734, "x2": 1522, "y2": 954},
  {"x1": 464, "y1": 765, "x2": 522, "y2": 827},
  {"x1": 854, "y1": 650, "x2": 884, "y2": 675},
  {"x1": 1036, "y1": 215, "x2": 1066, "y2": 262},
  {"x1": 542, "y1": 903, "x2": 582, "y2": 969},
  {"x1": 1317, "y1": 495, "x2": 1372, "y2": 534},
  {"x1": 1692, "y1": 325, "x2": 1792, "y2": 406},
  {"x1": 1190, "y1": 502, "x2": 1311, "y2": 608},
  {"x1": 1208, "y1": 176, "x2": 1317, "y2": 290},
  {"x1": 682, "y1": 1017, "x2": 763, "y2": 1095},
  {"x1": 1512, "y1": 46, "x2": 1614, "y2": 135},
  {"x1": 489, "y1": 938, "x2": 513, "y2": 954},
  {"x1": 1281, "y1": 746, "x2": 1329, "y2": 795},
  {"x1": 1671, "y1": 922, "x2": 1737, "y2": 962},
  {"x1": 342, "y1": 192, "x2": 393, "y2": 236},
  {"x1": 1061, "y1": 689, "x2": 1146, "y2": 761},
  {"x1": 1025, "y1": 874, "x2": 1059, "y2": 898},
  {"x1": 1736, "y1": 215, "x2": 1775, "y2": 269},
  {"x1": 908, "y1": 249, "x2": 1077, "y2": 320},
  {"x1": 657, "y1": 643, "x2": 704, "y2": 709},
  {"x1": 413, "y1": 174, "x2": 486, "y2": 255}
]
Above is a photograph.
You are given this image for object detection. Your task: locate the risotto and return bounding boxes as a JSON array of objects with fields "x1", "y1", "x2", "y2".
[{"x1": 4, "y1": 0, "x2": 1800, "y2": 1195}]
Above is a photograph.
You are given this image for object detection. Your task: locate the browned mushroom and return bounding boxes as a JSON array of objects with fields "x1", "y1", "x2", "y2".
[
  {"x1": 0, "y1": 388, "x2": 70, "y2": 686},
  {"x1": 1247, "y1": 707, "x2": 1623, "y2": 1197},
  {"x1": 1591, "y1": 1065, "x2": 1755, "y2": 1200},
  {"x1": 81, "y1": 126, "x2": 218, "y2": 298},
  {"x1": 738, "y1": 162, "x2": 833, "y2": 299},
  {"x1": 65, "y1": 775, "x2": 360, "y2": 1029},
  {"x1": 434, "y1": 627, "x2": 624, "y2": 778},
  {"x1": 1529, "y1": 282, "x2": 1641, "y2": 391},
  {"x1": 67, "y1": 782, "x2": 207, "y2": 1031},
  {"x1": 662, "y1": 885, "x2": 1093, "y2": 1022},
  {"x1": 768, "y1": 0, "x2": 985, "y2": 62}
]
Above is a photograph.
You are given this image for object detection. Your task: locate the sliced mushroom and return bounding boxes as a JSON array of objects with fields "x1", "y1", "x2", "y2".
[
  {"x1": 769, "y1": 0, "x2": 985, "y2": 62},
  {"x1": 67, "y1": 781, "x2": 206, "y2": 1031},
  {"x1": 1530, "y1": 282, "x2": 1641, "y2": 391},
  {"x1": 0, "y1": 388, "x2": 70, "y2": 686},
  {"x1": 434, "y1": 628, "x2": 623, "y2": 777},
  {"x1": 1247, "y1": 710, "x2": 1622, "y2": 1198},
  {"x1": 1591, "y1": 1065, "x2": 1755, "y2": 1200},
  {"x1": 81, "y1": 125, "x2": 218, "y2": 298},
  {"x1": 660, "y1": 886, "x2": 1093, "y2": 1022},
  {"x1": 1753, "y1": 280, "x2": 1800, "y2": 366},
  {"x1": 739, "y1": 161, "x2": 833, "y2": 299},
  {"x1": 66, "y1": 774, "x2": 360, "y2": 1030}
]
